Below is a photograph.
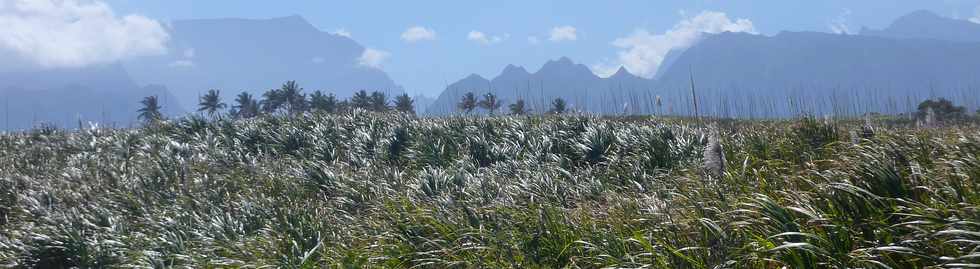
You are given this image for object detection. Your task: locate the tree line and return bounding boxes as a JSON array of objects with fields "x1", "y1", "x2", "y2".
[
  {"x1": 456, "y1": 92, "x2": 567, "y2": 116},
  {"x1": 137, "y1": 81, "x2": 415, "y2": 123},
  {"x1": 136, "y1": 82, "x2": 980, "y2": 124}
]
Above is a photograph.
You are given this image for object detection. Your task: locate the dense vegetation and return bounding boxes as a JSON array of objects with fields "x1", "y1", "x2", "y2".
[{"x1": 1, "y1": 111, "x2": 978, "y2": 268}]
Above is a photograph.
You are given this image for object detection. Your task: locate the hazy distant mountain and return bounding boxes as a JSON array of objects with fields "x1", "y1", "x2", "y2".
[
  {"x1": 0, "y1": 64, "x2": 183, "y2": 130},
  {"x1": 654, "y1": 31, "x2": 980, "y2": 117},
  {"x1": 123, "y1": 15, "x2": 403, "y2": 110},
  {"x1": 654, "y1": 48, "x2": 686, "y2": 80},
  {"x1": 430, "y1": 11, "x2": 980, "y2": 117},
  {"x1": 426, "y1": 57, "x2": 657, "y2": 115},
  {"x1": 412, "y1": 94, "x2": 435, "y2": 114},
  {"x1": 861, "y1": 10, "x2": 980, "y2": 42}
]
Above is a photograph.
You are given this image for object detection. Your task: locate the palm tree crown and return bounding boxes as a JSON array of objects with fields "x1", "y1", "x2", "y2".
[
  {"x1": 394, "y1": 94, "x2": 415, "y2": 115},
  {"x1": 279, "y1": 81, "x2": 307, "y2": 115},
  {"x1": 310, "y1": 91, "x2": 339, "y2": 113},
  {"x1": 458, "y1": 92, "x2": 477, "y2": 114},
  {"x1": 137, "y1": 95, "x2": 163, "y2": 123},
  {"x1": 197, "y1": 89, "x2": 226, "y2": 118},
  {"x1": 232, "y1": 92, "x2": 259, "y2": 119},
  {"x1": 370, "y1": 91, "x2": 389, "y2": 112},
  {"x1": 509, "y1": 99, "x2": 529, "y2": 115},
  {"x1": 351, "y1": 90, "x2": 371, "y2": 110},
  {"x1": 478, "y1": 92, "x2": 501, "y2": 114},
  {"x1": 549, "y1": 98, "x2": 567, "y2": 114}
]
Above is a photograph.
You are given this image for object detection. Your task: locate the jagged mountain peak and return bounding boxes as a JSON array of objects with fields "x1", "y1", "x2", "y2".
[
  {"x1": 609, "y1": 66, "x2": 636, "y2": 79},
  {"x1": 541, "y1": 57, "x2": 576, "y2": 69},
  {"x1": 426, "y1": 57, "x2": 657, "y2": 115},
  {"x1": 537, "y1": 57, "x2": 596, "y2": 78},
  {"x1": 500, "y1": 64, "x2": 530, "y2": 77},
  {"x1": 463, "y1": 73, "x2": 488, "y2": 81}
]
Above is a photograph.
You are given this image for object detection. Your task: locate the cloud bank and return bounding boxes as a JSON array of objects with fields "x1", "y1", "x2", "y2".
[
  {"x1": 829, "y1": 8, "x2": 853, "y2": 34},
  {"x1": 358, "y1": 48, "x2": 389, "y2": 68},
  {"x1": 0, "y1": 0, "x2": 169, "y2": 69},
  {"x1": 549, "y1": 26, "x2": 578, "y2": 42},
  {"x1": 333, "y1": 28, "x2": 352, "y2": 38},
  {"x1": 971, "y1": 6, "x2": 980, "y2": 24},
  {"x1": 401, "y1": 26, "x2": 436, "y2": 42},
  {"x1": 594, "y1": 11, "x2": 756, "y2": 78},
  {"x1": 467, "y1": 31, "x2": 509, "y2": 45}
]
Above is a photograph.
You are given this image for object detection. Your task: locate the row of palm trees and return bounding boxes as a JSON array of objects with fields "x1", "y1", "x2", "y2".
[
  {"x1": 138, "y1": 81, "x2": 415, "y2": 123},
  {"x1": 458, "y1": 92, "x2": 566, "y2": 115}
]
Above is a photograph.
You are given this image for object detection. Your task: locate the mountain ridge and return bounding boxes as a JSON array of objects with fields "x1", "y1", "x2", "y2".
[
  {"x1": 123, "y1": 15, "x2": 404, "y2": 111},
  {"x1": 860, "y1": 10, "x2": 980, "y2": 42},
  {"x1": 425, "y1": 57, "x2": 656, "y2": 115},
  {"x1": 0, "y1": 63, "x2": 184, "y2": 130},
  {"x1": 426, "y1": 10, "x2": 980, "y2": 116}
]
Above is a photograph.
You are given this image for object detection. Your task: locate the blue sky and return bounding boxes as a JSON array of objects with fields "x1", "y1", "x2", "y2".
[{"x1": 103, "y1": 0, "x2": 980, "y2": 96}]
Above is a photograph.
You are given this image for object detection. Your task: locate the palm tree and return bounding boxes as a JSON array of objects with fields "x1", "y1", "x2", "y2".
[
  {"x1": 260, "y1": 88, "x2": 284, "y2": 114},
  {"x1": 509, "y1": 99, "x2": 529, "y2": 115},
  {"x1": 478, "y1": 92, "x2": 501, "y2": 115},
  {"x1": 232, "y1": 92, "x2": 259, "y2": 119},
  {"x1": 394, "y1": 94, "x2": 415, "y2": 115},
  {"x1": 309, "y1": 91, "x2": 338, "y2": 113},
  {"x1": 197, "y1": 89, "x2": 226, "y2": 119},
  {"x1": 369, "y1": 91, "x2": 389, "y2": 112},
  {"x1": 458, "y1": 92, "x2": 477, "y2": 114},
  {"x1": 137, "y1": 95, "x2": 163, "y2": 123},
  {"x1": 280, "y1": 81, "x2": 307, "y2": 115},
  {"x1": 351, "y1": 90, "x2": 371, "y2": 110},
  {"x1": 337, "y1": 100, "x2": 351, "y2": 113},
  {"x1": 549, "y1": 98, "x2": 567, "y2": 114}
]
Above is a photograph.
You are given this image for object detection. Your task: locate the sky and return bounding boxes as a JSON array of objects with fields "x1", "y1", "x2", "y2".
[{"x1": 6, "y1": 0, "x2": 980, "y2": 96}]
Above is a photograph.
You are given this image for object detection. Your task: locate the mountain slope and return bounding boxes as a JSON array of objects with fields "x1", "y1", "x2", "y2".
[
  {"x1": 860, "y1": 10, "x2": 980, "y2": 42},
  {"x1": 0, "y1": 64, "x2": 183, "y2": 130},
  {"x1": 654, "y1": 31, "x2": 980, "y2": 117},
  {"x1": 425, "y1": 57, "x2": 658, "y2": 115},
  {"x1": 123, "y1": 15, "x2": 403, "y2": 110}
]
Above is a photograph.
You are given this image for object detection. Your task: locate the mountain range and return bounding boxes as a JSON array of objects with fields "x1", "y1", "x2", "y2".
[
  {"x1": 123, "y1": 15, "x2": 403, "y2": 107},
  {"x1": 0, "y1": 64, "x2": 182, "y2": 130},
  {"x1": 425, "y1": 10, "x2": 980, "y2": 117},
  {"x1": 424, "y1": 58, "x2": 656, "y2": 115},
  {"x1": 861, "y1": 10, "x2": 980, "y2": 42},
  {"x1": 1, "y1": 15, "x2": 402, "y2": 130},
  {"x1": 3, "y1": 10, "x2": 979, "y2": 130}
]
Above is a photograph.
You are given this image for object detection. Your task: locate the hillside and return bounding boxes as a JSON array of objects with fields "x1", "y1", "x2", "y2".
[
  {"x1": 0, "y1": 64, "x2": 183, "y2": 130},
  {"x1": 122, "y1": 15, "x2": 404, "y2": 110},
  {"x1": 425, "y1": 57, "x2": 656, "y2": 115},
  {"x1": 428, "y1": 11, "x2": 980, "y2": 117},
  {"x1": 860, "y1": 10, "x2": 980, "y2": 42},
  {"x1": 655, "y1": 31, "x2": 980, "y2": 117}
]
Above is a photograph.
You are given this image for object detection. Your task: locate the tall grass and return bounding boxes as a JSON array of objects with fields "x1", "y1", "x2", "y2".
[{"x1": 0, "y1": 111, "x2": 977, "y2": 268}]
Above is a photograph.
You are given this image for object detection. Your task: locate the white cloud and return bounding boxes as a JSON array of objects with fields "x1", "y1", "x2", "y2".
[
  {"x1": 401, "y1": 26, "x2": 436, "y2": 42},
  {"x1": 357, "y1": 48, "x2": 389, "y2": 68},
  {"x1": 0, "y1": 0, "x2": 169, "y2": 69},
  {"x1": 594, "y1": 11, "x2": 756, "y2": 78},
  {"x1": 527, "y1": 36, "x2": 540, "y2": 45},
  {"x1": 333, "y1": 28, "x2": 352, "y2": 38},
  {"x1": 971, "y1": 6, "x2": 980, "y2": 24},
  {"x1": 549, "y1": 26, "x2": 578, "y2": 42},
  {"x1": 467, "y1": 31, "x2": 509, "y2": 45},
  {"x1": 828, "y1": 8, "x2": 853, "y2": 34}
]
